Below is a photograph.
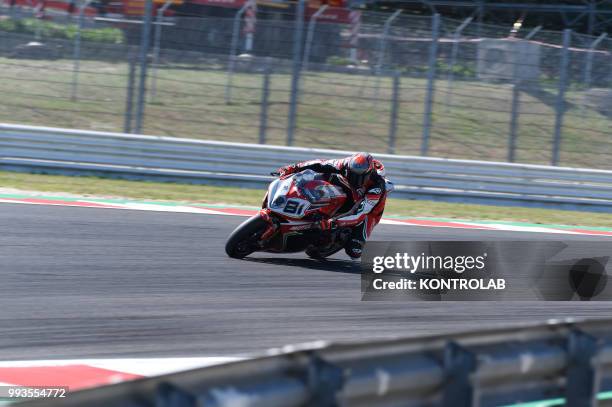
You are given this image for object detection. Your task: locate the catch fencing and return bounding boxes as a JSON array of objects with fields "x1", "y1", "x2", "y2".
[
  {"x1": 0, "y1": 0, "x2": 611, "y2": 170},
  {"x1": 18, "y1": 318, "x2": 612, "y2": 407},
  {"x1": 2, "y1": 123, "x2": 612, "y2": 212}
]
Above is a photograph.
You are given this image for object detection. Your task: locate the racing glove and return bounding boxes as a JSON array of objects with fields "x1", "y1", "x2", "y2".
[{"x1": 277, "y1": 164, "x2": 298, "y2": 177}]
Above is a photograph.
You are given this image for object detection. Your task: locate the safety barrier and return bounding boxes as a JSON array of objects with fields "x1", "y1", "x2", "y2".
[
  {"x1": 2, "y1": 123, "x2": 612, "y2": 212},
  {"x1": 19, "y1": 318, "x2": 612, "y2": 407}
]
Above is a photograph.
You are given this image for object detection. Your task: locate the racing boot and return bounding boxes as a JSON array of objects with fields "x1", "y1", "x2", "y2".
[{"x1": 345, "y1": 238, "x2": 364, "y2": 259}]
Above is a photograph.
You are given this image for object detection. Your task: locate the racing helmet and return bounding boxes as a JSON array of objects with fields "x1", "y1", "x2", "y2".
[{"x1": 345, "y1": 152, "x2": 374, "y2": 188}]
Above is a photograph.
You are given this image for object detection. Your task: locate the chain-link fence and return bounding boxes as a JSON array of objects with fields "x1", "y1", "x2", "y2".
[{"x1": 1, "y1": 0, "x2": 611, "y2": 169}]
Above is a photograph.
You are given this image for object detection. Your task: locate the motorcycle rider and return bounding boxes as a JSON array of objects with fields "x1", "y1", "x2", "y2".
[{"x1": 276, "y1": 152, "x2": 389, "y2": 259}]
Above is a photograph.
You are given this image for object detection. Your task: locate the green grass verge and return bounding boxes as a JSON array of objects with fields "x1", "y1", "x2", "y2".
[
  {"x1": 2, "y1": 170, "x2": 612, "y2": 228},
  {"x1": 0, "y1": 55, "x2": 610, "y2": 169}
]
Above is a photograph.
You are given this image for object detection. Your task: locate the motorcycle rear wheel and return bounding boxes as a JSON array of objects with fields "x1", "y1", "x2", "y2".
[{"x1": 225, "y1": 215, "x2": 269, "y2": 259}]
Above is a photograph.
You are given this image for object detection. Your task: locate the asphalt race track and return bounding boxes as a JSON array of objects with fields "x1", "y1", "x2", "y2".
[{"x1": 1, "y1": 203, "x2": 612, "y2": 360}]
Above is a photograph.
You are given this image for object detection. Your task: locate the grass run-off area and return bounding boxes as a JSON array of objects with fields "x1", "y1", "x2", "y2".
[
  {"x1": 2, "y1": 170, "x2": 612, "y2": 228},
  {"x1": 0, "y1": 56, "x2": 610, "y2": 169}
]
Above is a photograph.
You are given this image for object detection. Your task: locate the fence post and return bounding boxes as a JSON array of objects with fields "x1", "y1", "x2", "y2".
[
  {"x1": 442, "y1": 342, "x2": 476, "y2": 407},
  {"x1": 581, "y1": 33, "x2": 607, "y2": 117},
  {"x1": 302, "y1": 4, "x2": 327, "y2": 71},
  {"x1": 388, "y1": 71, "x2": 400, "y2": 154},
  {"x1": 349, "y1": 10, "x2": 361, "y2": 62},
  {"x1": 476, "y1": 0, "x2": 484, "y2": 37},
  {"x1": 244, "y1": 0, "x2": 256, "y2": 52},
  {"x1": 71, "y1": 0, "x2": 92, "y2": 102},
  {"x1": 34, "y1": 16, "x2": 42, "y2": 40},
  {"x1": 225, "y1": 3, "x2": 248, "y2": 105},
  {"x1": 565, "y1": 329, "x2": 600, "y2": 407},
  {"x1": 584, "y1": 33, "x2": 607, "y2": 89},
  {"x1": 149, "y1": 0, "x2": 173, "y2": 102},
  {"x1": 124, "y1": 50, "x2": 137, "y2": 133},
  {"x1": 134, "y1": 0, "x2": 153, "y2": 134},
  {"x1": 552, "y1": 29, "x2": 571, "y2": 166},
  {"x1": 445, "y1": 17, "x2": 472, "y2": 111},
  {"x1": 259, "y1": 64, "x2": 271, "y2": 145},
  {"x1": 609, "y1": 44, "x2": 612, "y2": 86},
  {"x1": 507, "y1": 38, "x2": 523, "y2": 163},
  {"x1": 374, "y1": 9, "x2": 401, "y2": 99},
  {"x1": 507, "y1": 83, "x2": 520, "y2": 162},
  {"x1": 286, "y1": 0, "x2": 306, "y2": 146},
  {"x1": 421, "y1": 13, "x2": 440, "y2": 157}
]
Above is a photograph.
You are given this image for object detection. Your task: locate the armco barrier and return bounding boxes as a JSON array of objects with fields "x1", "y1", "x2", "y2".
[
  {"x1": 19, "y1": 319, "x2": 612, "y2": 407},
  {"x1": 1, "y1": 123, "x2": 612, "y2": 212}
]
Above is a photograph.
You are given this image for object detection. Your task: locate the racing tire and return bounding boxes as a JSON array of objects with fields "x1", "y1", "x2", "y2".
[{"x1": 225, "y1": 215, "x2": 269, "y2": 259}]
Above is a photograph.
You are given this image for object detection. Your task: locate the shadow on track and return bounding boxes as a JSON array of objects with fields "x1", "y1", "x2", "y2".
[{"x1": 244, "y1": 257, "x2": 361, "y2": 274}]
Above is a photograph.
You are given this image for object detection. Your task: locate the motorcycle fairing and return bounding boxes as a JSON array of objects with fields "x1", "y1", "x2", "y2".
[{"x1": 267, "y1": 171, "x2": 347, "y2": 220}]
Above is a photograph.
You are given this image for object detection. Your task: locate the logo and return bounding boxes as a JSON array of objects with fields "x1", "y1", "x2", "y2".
[{"x1": 289, "y1": 224, "x2": 311, "y2": 231}]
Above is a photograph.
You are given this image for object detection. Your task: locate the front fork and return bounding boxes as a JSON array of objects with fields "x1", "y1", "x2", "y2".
[{"x1": 258, "y1": 209, "x2": 279, "y2": 242}]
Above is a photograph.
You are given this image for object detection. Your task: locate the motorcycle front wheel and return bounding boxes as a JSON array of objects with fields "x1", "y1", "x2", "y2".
[{"x1": 225, "y1": 215, "x2": 269, "y2": 259}]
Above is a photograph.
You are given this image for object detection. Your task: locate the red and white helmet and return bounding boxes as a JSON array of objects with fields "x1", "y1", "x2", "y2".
[{"x1": 345, "y1": 152, "x2": 374, "y2": 187}]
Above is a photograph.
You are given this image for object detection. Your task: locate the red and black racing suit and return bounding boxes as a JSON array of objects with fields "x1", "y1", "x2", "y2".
[{"x1": 280, "y1": 158, "x2": 388, "y2": 255}]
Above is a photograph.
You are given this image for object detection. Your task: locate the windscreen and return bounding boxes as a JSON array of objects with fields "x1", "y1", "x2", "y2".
[{"x1": 295, "y1": 170, "x2": 344, "y2": 204}]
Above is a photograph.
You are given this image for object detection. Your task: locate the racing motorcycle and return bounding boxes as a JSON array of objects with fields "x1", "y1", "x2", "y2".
[{"x1": 225, "y1": 169, "x2": 393, "y2": 259}]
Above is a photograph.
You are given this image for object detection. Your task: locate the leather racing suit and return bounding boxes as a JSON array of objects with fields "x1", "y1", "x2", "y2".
[{"x1": 278, "y1": 156, "x2": 388, "y2": 258}]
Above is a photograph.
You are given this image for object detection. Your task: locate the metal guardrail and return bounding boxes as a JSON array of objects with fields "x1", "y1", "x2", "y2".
[
  {"x1": 20, "y1": 318, "x2": 612, "y2": 407},
  {"x1": 1, "y1": 123, "x2": 612, "y2": 212}
]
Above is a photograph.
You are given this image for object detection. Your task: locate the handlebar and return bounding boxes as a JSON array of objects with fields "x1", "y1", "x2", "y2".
[{"x1": 270, "y1": 171, "x2": 280, "y2": 176}]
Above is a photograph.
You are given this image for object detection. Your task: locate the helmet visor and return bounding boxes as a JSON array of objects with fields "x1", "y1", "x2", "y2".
[{"x1": 347, "y1": 171, "x2": 370, "y2": 188}]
